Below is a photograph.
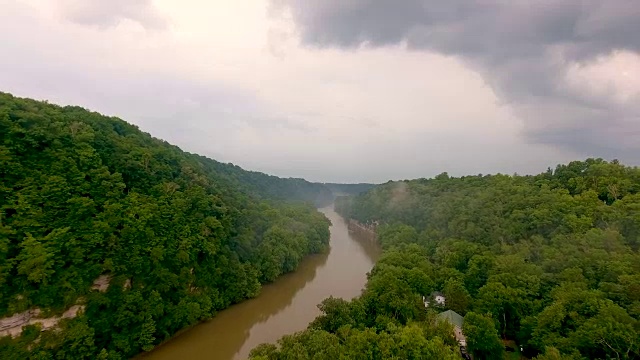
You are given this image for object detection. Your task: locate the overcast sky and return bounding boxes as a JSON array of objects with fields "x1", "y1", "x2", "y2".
[{"x1": 2, "y1": 0, "x2": 639, "y2": 183}]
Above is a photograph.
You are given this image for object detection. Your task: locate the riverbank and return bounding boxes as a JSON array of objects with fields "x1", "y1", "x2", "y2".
[
  {"x1": 140, "y1": 207, "x2": 380, "y2": 360},
  {"x1": 347, "y1": 219, "x2": 378, "y2": 238}
]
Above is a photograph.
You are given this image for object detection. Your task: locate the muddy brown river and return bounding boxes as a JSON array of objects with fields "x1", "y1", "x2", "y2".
[{"x1": 141, "y1": 206, "x2": 380, "y2": 360}]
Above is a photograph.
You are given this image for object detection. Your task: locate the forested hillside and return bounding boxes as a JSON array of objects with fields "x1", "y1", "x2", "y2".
[
  {"x1": 253, "y1": 159, "x2": 640, "y2": 360},
  {"x1": 199, "y1": 158, "x2": 334, "y2": 207},
  {"x1": 0, "y1": 92, "x2": 332, "y2": 359}
]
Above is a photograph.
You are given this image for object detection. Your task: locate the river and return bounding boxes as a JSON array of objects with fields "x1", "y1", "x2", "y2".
[{"x1": 141, "y1": 206, "x2": 380, "y2": 360}]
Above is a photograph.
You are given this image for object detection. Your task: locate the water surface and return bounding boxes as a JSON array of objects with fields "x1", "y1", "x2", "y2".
[{"x1": 142, "y1": 207, "x2": 380, "y2": 360}]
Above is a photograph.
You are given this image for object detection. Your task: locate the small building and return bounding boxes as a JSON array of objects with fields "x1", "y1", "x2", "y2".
[
  {"x1": 433, "y1": 292, "x2": 446, "y2": 306},
  {"x1": 437, "y1": 310, "x2": 467, "y2": 347},
  {"x1": 422, "y1": 291, "x2": 446, "y2": 308}
]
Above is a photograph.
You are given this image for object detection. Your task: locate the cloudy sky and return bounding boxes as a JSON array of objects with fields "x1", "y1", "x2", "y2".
[{"x1": 2, "y1": 0, "x2": 639, "y2": 183}]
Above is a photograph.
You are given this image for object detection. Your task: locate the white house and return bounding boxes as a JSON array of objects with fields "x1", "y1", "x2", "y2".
[{"x1": 423, "y1": 291, "x2": 446, "y2": 308}]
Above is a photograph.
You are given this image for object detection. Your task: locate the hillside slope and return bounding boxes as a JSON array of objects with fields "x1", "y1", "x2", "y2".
[
  {"x1": 0, "y1": 92, "x2": 331, "y2": 359},
  {"x1": 199, "y1": 157, "x2": 334, "y2": 207},
  {"x1": 254, "y1": 160, "x2": 640, "y2": 360}
]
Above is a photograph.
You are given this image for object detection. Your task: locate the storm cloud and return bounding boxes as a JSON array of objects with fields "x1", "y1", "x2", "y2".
[{"x1": 272, "y1": 0, "x2": 640, "y2": 160}]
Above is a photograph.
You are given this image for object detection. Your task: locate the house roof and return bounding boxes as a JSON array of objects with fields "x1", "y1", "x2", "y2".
[{"x1": 437, "y1": 310, "x2": 464, "y2": 328}]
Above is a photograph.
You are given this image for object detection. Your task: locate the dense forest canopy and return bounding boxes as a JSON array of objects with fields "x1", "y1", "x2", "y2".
[
  {"x1": 0, "y1": 92, "x2": 333, "y2": 359},
  {"x1": 253, "y1": 159, "x2": 640, "y2": 360}
]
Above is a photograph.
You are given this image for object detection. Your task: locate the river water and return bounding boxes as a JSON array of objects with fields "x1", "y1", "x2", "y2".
[{"x1": 142, "y1": 206, "x2": 380, "y2": 360}]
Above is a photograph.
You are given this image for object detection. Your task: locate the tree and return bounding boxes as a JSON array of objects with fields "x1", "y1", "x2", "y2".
[
  {"x1": 16, "y1": 233, "x2": 55, "y2": 284},
  {"x1": 572, "y1": 302, "x2": 639, "y2": 359},
  {"x1": 533, "y1": 347, "x2": 579, "y2": 360},
  {"x1": 310, "y1": 297, "x2": 364, "y2": 333},
  {"x1": 463, "y1": 312, "x2": 504, "y2": 360},
  {"x1": 443, "y1": 279, "x2": 471, "y2": 315}
]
